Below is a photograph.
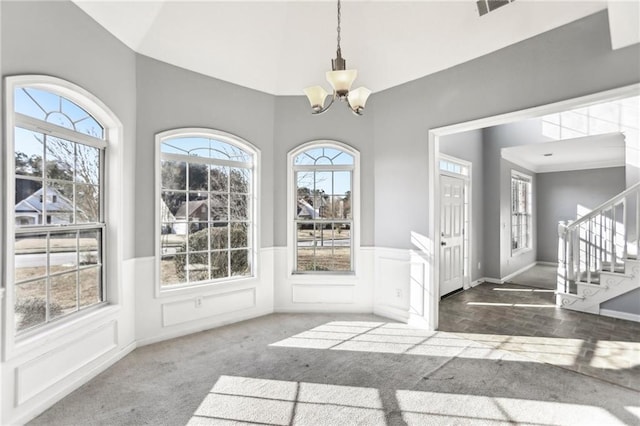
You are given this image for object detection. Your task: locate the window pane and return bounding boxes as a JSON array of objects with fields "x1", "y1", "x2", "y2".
[
  {"x1": 230, "y1": 168, "x2": 250, "y2": 193},
  {"x1": 296, "y1": 247, "x2": 315, "y2": 271},
  {"x1": 15, "y1": 279, "x2": 47, "y2": 332},
  {"x1": 188, "y1": 224, "x2": 210, "y2": 252},
  {"x1": 50, "y1": 231, "x2": 78, "y2": 275},
  {"x1": 45, "y1": 136, "x2": 75, "y2": 181},
  {"x1": 210, "y1": 194, "x2": 229, "y2": 221},
  {"x1": 75, "y1": 144, "x2": 100, "y2": 185},
  {"x1": 15, "y1": 233, "x2": 47, "y2": 282},
  {"x1": 76, "y1": 184, "x2": 100, "y2": 223},
  {"x1": 187, "y1": 252, "x2": 209, "y2": 283},
  {"x1": 231, "y1": 250, "x2": 250, "y2": 276},
  {"x1": 314, "y1": 171, "x2": 333, "y2": 194},
  {"x1": 161, "y1": 255, "x2": 182, "y2": 286},
  {"x1": 49, "y1": 181, "x2": 75, "y2": 224},
  {"x1": 15, "y1": 179, "x2": 43, "y2": 226},
  {"x1": 15, "y1": 127, "x2": 44, "y2": 178},
  {"x1": 230, "y1": 194, "x2": 249, "y2": 220},
  {"x1": 210, "y1": 251, "x2": 229, "y2": 279},
  {"x1": 50, "y1": 271, "x2": 78, "y2": 319},
  {"x1": 79, "y1": 230, "x2": 100, "y2": 266},
  {"x1": 188, "y1": 163, "x2": 208, "y2": 191},
  {"x1": 210, "y1": 224, "x2": 229, "y2": 250},
  {"x1": 162, "y1": 191, "x2": 186, "y2": 218},
  {"x1": 16, "y1": 88, "x2": 104, "y2": 138},
  {"x1": 210, "y1": 165, "x2": 228, "y2": 192},
  {"x1": 161, "y1": 225, "x2": 185, "y2": 255},
  {"x1": 230, "y1": 223, "x2": 248, "y2": 249},
  {"x1": 79, "y1": 266, "x2": 101, "y2": 308},
  {"x1": 161, "y1": 160, "x2": 186, "y2": 190}
]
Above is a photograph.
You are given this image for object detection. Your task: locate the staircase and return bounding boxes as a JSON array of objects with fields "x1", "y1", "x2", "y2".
[{"x1": 556, "y1": 182, "x2": 640, "y2": 314}]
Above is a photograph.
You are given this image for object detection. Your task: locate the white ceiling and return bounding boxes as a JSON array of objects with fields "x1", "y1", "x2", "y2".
[
  {"x1": 501, "y1": 133, "x2": 626, "y2": 173},
  {"x1": 72, "y1": 0, "x2": 608, "y2": 95}
]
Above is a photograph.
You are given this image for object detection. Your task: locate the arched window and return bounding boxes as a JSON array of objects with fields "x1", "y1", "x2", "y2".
[
  {"x1": 289, "y1": 142, "x2": 359, "y2": 273},
  {"x1": 157, "y1": 129, "x2": 258, "y2": 289},
  {"x1": 8, "y1": 81, "x2": 107, "y2": 334}
]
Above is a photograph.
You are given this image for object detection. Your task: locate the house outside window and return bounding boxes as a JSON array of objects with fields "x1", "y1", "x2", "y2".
[
  {"x1": 290, "y1": 142, "x2": 359, "y2": 273},
  {"x1": 10, "y1": 84, "x2": 106, "y2": 334},
  {"x1": 511, "y1": 171, "x2": 532, "y2": 253},
  {"x1": 157, "y1": 129, "x2": 257, "y2": 289}
]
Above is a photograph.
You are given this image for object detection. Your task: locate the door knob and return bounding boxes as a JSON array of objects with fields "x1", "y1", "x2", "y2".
[{"x1": 440, "y1": 241, "x2": 447, "y2": 246}]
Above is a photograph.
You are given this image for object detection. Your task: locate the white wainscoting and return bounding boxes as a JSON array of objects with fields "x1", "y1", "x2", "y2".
[
  {"x1": 273, "y1": 247, "x2": 375, "y2": 313},
  {"x1": 372, "y1": 247, "x2": 433, "y2": 327},
  {"x1": 1, "y1": 258, "x2": 137, "y2": 425},
  {"x1": 135, "y1": 248, "x2": 275, "y2": 346}
]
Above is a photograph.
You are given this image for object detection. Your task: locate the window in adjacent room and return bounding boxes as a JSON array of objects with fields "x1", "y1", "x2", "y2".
[
  {"x1": 290, "y1": 142, "x2": 359, "y2": 273},
  {"x1": 10, "y1": 84, "x2": 106, "y2": 334},
  {"x1": 511, "y1": 171, "x2": 532, "y2": 253},
  {"x1": 157, "y1": 129, "x2": 257, "y2": 288}
]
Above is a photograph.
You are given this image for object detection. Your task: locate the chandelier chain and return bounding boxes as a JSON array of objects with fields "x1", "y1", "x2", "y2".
[{"x1": 336, "y1": 0, "x2": 341, "y2": 51}]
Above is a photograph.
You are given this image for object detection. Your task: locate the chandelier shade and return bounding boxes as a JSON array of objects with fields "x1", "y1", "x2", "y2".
[
  {"x1": 326, "y1": 69, "x2": 357, "y2": 98},
  {"x1": 303, "y1": 0, "x2": 370, "y2": 116},
  {"x1": 303, "y1": 86, "x2": 329, "y2": 111}
]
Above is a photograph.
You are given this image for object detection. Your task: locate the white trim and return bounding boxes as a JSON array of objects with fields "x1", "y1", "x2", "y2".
[
  {"x1": 428, "y1": 83, "x2": 640, "y2": 331},
  {"x1": 154, "y1": 127, "x2": 261, "y2": 298},
  {"x1": 286, "y1": 140, "x2": 361, "y2": 280},
  {"x1": 470, "y1": 279, "x2": 484, "y2": 287},
  {"x1": 599, "y1": 308, "x2": 640, "y2": 323},
  {"x1": 481, "y1": 277, "x2": 503, "y2": 284},
  {"x1": 3, "y1": 75, "x2": 124, "y2": 361},
  {"x1": 537, "y1": 261, "x2": 558, "y2": 267}
]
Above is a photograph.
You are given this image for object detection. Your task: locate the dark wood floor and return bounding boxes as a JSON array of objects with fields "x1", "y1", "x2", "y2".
[{"x1": 439, "y1": 282, "x2": 640, "y2": 390}]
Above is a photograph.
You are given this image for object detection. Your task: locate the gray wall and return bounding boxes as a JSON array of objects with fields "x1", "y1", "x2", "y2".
[
  {"x1": 536, "y1": 167, "x2": 626, "y2": 263},
  {"x1": 1, "y1": 0, "x2": 137, "y2": 260},
  {"x1": 273, "y1": 97, "x2": 375, "y2": 247},
  {"x1": 135, "y1": 56, "x2": 276, "y2": 255},
  {"x1": 440, "y1": 130, "x2": 484, "y2": 281},
  {"x1": 481, "y1": 120, "x2": 546, "y2": 278},
  {"x1": 372, "y1": 10, "x2": 640, "y2": 255}
]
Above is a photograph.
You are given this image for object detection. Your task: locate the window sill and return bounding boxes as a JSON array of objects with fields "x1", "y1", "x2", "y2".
[
  {"x1": 288, "y1": 272, "x2": 359, "y2": 286},
  {"x1": 157, "y1": 275, "x2": 259, "y2": 298},
  {"x1": 511, "y1": 247, "x2": 533, "y2": 257}
]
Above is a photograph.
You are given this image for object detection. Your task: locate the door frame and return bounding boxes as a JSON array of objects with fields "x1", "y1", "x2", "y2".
[
  {"x1": 427, "y1": 83, "x2": 640, "y2": 330},
  {"x1": 439, "y1": 154, "x2": 472, "y2": 295}
]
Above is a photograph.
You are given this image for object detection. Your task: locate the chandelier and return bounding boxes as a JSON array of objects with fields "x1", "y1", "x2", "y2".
[{"x1": 303, "y1": 0, "x2": 371, "y2": 116}]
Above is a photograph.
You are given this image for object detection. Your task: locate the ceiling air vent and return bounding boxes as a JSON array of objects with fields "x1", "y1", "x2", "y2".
[{"x1": 477, "y1": 0, "x2": 515, "y2": 17}]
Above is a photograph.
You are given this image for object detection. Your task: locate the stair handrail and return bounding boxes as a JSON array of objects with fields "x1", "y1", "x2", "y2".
[{"x1": 561, "y1": 182, "x2": 640, "y2": 235}]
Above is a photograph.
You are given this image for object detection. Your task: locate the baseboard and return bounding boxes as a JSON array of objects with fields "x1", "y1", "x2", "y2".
[
  {"x1": 373, "y1": 304, "x2": 409, "y2": 323},
  {"x1": 481, "y1": 277, "x2": 503, "y2": 284},
  {"x1": 501, "y1": 262, "x2": 537, "y2": 283},
  {"x1": 599, "y1": 308, "x2": 640, "y2": 323},
  {"x1": 470, "y1": 279, "x2": 484, "y2": 287},
  {"x1": 537, "y1": 261, "x2": 558, "y2": 267},
  {"x1": 136, "y1": 308, "x2": 274, "y2": 347},
  {"x1": 274, "y1": 306, "x2": 373, "y2": 315}
]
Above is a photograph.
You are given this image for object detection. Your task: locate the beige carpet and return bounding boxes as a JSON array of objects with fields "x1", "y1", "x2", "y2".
[{"x1": 29, "y1": 313, "x2": 640, "y2": 425}]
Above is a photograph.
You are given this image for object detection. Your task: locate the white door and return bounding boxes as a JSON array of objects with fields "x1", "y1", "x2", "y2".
[{"x1": 440, "y1": 174, "x2": 465, "y2": 297}]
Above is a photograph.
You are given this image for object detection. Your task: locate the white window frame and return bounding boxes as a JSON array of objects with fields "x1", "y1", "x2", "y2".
[
  {"x1": 511, "y1": 170, "x2": 533, "y2": 255},
  {"x1": 155, "y1": 128, "x2": 260, "y2": 297},
  {"x1": 287, "y1": 140, "x2": 360, "y2": 278},
  {"x1": 3, "y1": 75, "x2": 123, "y2": 360}
]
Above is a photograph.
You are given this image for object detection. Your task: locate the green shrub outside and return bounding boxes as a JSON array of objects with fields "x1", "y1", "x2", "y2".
[{"x1": 174, "y1": 224, "x2": 249, "y2": 280}]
